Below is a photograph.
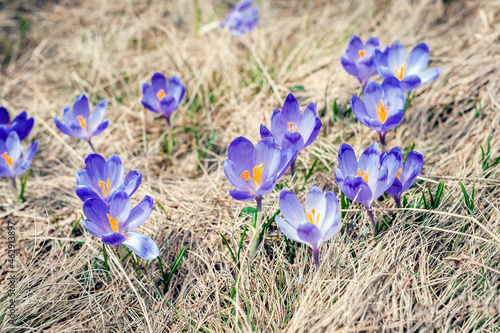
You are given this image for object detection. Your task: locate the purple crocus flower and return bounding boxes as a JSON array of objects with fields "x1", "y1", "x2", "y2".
[
  {"x1": 374, "y1": 40, "x2": 441, "y2": 92},
  {"x1": 0, "y1": 108, "x2": 34, "y2": 141},
  {"x1": 276, "y1": 186, "x2": 342, "y2": 268},
  {"x1": 260, "y1": 93, "x2": 322, "y2": 177},
  {"x1": 383, "y1": 151, "x2": 424, "y2": 208},
  {"x1": 141, "y1": 73, "x2": 185, "y2": 126},
  {"x1": 0, "y1": 131, "x2": 38, "y2": 188},
  {"x1": 350, "y1": 77, "x2": 406, "y2": 147},
  {"x1": 334, "y1": 142, "x2": 401, "y2": 232},
  {"x1": 341, "y1": 35, "x2": 380, "y2": 88},
  {"x1": 54, "y1": 94, "x2": 109, "y2": 152},
  {"x1": 82, "y1": 190, "x2": 159, "y2": 260},
  {"x1": 220, "y1": 0, "x2": 259, "y2": 37},
  {"x1": 223, "y1": 137, "x2": 298, "y2": 204},
  {"x1": 75, "y1": 153, "x2": 142, "y2": 204}
]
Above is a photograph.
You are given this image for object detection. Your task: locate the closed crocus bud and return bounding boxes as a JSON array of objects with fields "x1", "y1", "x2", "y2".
[{"x1": 0, "y1": 108, "x2": 34, "y2": 141}]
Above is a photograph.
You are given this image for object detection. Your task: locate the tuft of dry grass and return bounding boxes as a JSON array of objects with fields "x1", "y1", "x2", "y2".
[{"x1": 1, "y1": 0, "x2": 499, "y2": 331}]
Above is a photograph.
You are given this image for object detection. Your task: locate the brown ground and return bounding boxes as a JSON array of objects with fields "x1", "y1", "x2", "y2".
[{"x1": 0, "y1": 0, "x2": 499, "y2": 332}]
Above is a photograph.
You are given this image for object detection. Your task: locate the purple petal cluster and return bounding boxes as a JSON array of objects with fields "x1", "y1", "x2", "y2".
[
  {"x1": 82, "y1": 191, "x2": 159, "y2": 260},
  {"x1": 276, "y1": 186, "x2": 342, "y2": 268},
  {"x1": 341, "y1": 35, "x2": 380, "y2": 88},
  {"x1": 0, "y1": 108, "x2": 34, "y2": 141},
  {"x1": 54, "y1": 94, "x2": 109, "y2": 149},
  {"x1": 383, "y1": 151, "x2": 424, "y2": 207},
  {"x1": 374, "y1": 40, "x2": 441, "y2": 92},
  {"x1": 335, "y1": 142, "x2": 401, "y2": 210},
  {"x1": 223, "y1": 137, "x2": 297, "y2": 201},
  {"x1": 220, "y1": 0, "x2": 259, "y2": 37},
  {"x1": 76, "y1": 153, "x2": 158, "y2": 260},
  {"x1": 141, "y1": 72, "x2": 185, "y2": 126},
  {"x1": 351, "y1": 77, "x2": 406, "y2": 145},
  {"x1": 0, "y1": 131, "x2": 38, "y2": 187},
  {"x1": 75, "y1": 154, "x2": 142, "y2": 203},
  {"x1": 260, "y1": 93, "x2": 321, "y2": 175}
]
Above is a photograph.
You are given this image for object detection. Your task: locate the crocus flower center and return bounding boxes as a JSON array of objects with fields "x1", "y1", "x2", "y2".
[
  {"x1": 375, "y1": 99, "x2": 389, "y2": 123},
  {"x1": 357, "y1": 169, "x2": 369, "y2": 183},
  {"x1": 397, "y1": 168, "x2": 401, "y2": 179},
  {"x1": 76, "y1": 115, "x2": 87, "y2": 129},
  {"x1": 306, "y1": 208, "x2": 320, "y2": 226},
  {"x1": 358, "y1": 49, "x2": 366, "y2": 61},
  {"x1": 288, "y1": 122, "x2": 298, "y2": 133},
  {"x1": 106, "y1": 213, "x2": 119, "y2": 233},
  {"x1": 156, "y1": 89, "x2": 166, "y2": 101},
  {"x1": 6, "y1": 123, "x2": 11, "y2": 127},
  {"x1": 1, "y1": 152, "x2": 13, "y2": 166},
  {"x1": 394, "y1": 62, "x2": 407, "y2": 80},
  {"x1": 240, "y1": 163, "x2": 264, "y2": 189},
  {"x1": 98, "y1": 178, "x2": 111, "y2": 196}
]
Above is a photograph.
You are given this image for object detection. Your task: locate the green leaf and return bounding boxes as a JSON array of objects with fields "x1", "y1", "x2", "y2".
[
  {"x1": 165, "y1": 246, "x2": 187, "y2": 291},
  {"x1": 289, "y1": 85, "x2": 305, "y2": 92}
]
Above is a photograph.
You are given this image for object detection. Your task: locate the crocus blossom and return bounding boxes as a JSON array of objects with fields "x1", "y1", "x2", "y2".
[
  {"x1": 220, "y1": 0, "x2": 259, "y2": 37},
  {"x1": 276, "y1": 186, "x2": 342, "y2": 268},
  {"x1": 54, "y1": 94, "x2": 109, "y2": 152},
  {"x1": 350, "y1": 77, "x2": 406, "y2": 146},
  {"x1": 0, "y1": 108, "x2": 34, "y2": 141},
  {"x1": 75, "y1": 153, "x2": 142, "y2": 203},
  {"x1": 141, "y1": 72, "x2": 185, "y2": 126},
  {"x1": 223, "y1": 137, "x2": 298, "y2": 202},
  {"x1": 374, "y1": 40, "x2": 441, "y2": 92},
  {"x1": 334, "y1": 142, "x2": 401, "y2": 232},
  {"x1": 341, "y1": 35, "x2": 380, "y2": 88},
  {"x1": 383, "y1": 151, "x2": 424, "y2": 207},
  {"x1": 0, "y1": 131, "x2": 38, "y2": 188},
  {"x1": 260, "y1": 93, "x2": 321, "y2": 177},
  {"x1": 82, "y1": 191, "x2": 159, "y2": 260}
]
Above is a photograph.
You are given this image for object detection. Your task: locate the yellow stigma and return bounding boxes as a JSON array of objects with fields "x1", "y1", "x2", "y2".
[
  {"x1": 375, "y1": 99, "x2": 389, "y2": 123},
  {"x1": 358, "y1": 49, "x2": 366, "y2": 61},
  {"x1": 1, "y1": 152, "x2": 12, "y2": 166},
  {"x1": 156, "y1": 89, "x2": 166, "y2": 100},
  {"x1": 397, "y1": 168, "x2": 401, "y2": 179},
  {"x1": 76, "y1": 115, "x2": 87, "y2": 128},
  {"x1": 240, "y1": 163, "x2": 264, "y2": 188},
  {"x1": 306, "y1": 208, "x2": 320, "y2": 226},
  {"x1": 394, "y1": 62, "x2": 407, "y2": 80},
  {"x1": 98, "y1": 178, "x2": 111, "y2": 196},
  {"x1": 357, "y1": 169, "x2": 369, "y2": 183},
  {"x1": 288, "y1": 122, "x2": 298, "y2": 133},
  {"x1": 107, "y1": 213, "x2": 119, "y2": 233}
]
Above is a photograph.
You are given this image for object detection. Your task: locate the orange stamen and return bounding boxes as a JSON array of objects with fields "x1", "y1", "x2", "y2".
[
  {"x1": 357, "y1": 169, "x2": 369, "y2": 183},
  {"x1": 288, "y1": 122, "x2": 298, "y2": 133},
  {"x1": 375, "y1": 99, "x2": 389, "y2": 123},
  {"x1": 1, "y1": 152, "x2": 12, "y2": 166},
  {"x1": 394, "y1": 62, "x2": 407, "y2": 80},
  {"x1": 397, "y1": 168, "x2": 401, "y2": 179},
  {"x1": 76, "y1": 115, "x2": 86, "y2": 128},
  {"x1": 240, "y1": 163, "x2": 264, "y2": 188},
  {"x1": 358, "y1": 49, "x2": 366, "y2": 61},
  {"x1": 98, "y1": 178, "x2": 110, "y2": 196},
  {"x1": 107, "y1": 213, "x2": 119, "y2": 233},
  {"x1": 6, "y1": 123, "x2": 11, "y2": 127},
  {"x1": 156, "y1": 89, "x2": 166, "y2": 100},
  {"x1": 306, "y1": 208, "x2": 320, "y2": 226}
]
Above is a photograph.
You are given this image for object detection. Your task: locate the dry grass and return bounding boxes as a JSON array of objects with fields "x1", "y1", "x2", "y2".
[{"x1": 1, "y1": 0, "x2": 500, "y2": 331}]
